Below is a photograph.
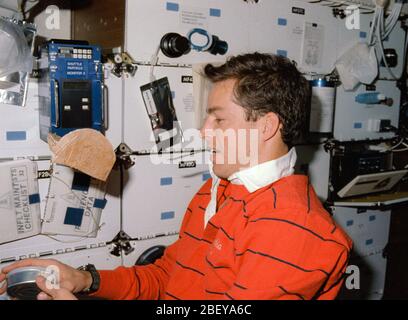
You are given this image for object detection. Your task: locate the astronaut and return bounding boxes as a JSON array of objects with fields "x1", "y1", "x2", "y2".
[{"x1": 0, "y1": 53, "x2": 352, "y2": 300}]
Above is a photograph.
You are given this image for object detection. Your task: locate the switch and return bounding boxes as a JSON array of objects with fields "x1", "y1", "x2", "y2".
[
  {"x1": 379, "y1": 119, "x2": 396, "y2": 132},
  {"x1": 367, "y1": 119, "x2": 381, "y2": 132}
]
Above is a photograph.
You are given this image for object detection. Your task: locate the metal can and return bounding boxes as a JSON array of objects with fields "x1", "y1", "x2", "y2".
[{"x1": 6, "y1": 266, "x2": 46, "y2": 300}]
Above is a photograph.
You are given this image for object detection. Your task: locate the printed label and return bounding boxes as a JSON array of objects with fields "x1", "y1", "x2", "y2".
[
  {"x1": 179, "y1": 161, "x2": 197, "y2": 169},
  {"x1": 66, "y1": 61, "x2": 85, "y2": 76},
  {"x1": 292, "y1": 7, "x2": 305, "y2": 15},
  {"x1": 182, "y1": 75, "x2": 193, "y2": 83},
  {"x1": 38, "y1": 170, "x2": 51, "y2": 179},
  {"x1": 180, "y1": 6, "x2": 208, "y2": 29},
  {"x1": 10, "y1": 165, "x2": 32, "y2": 234}
]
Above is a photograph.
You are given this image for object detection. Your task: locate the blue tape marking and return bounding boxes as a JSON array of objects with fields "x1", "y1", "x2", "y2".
[
  {"x1": 366, "y1": 239, "x2": 373, "y2": 246},
  {"x1": 161, "y1": 211, "x2": 175, "y2": 220},
  {"x1": 369, "y1": 215, "x2": 376, "y2": 222},
  {"x1": 346, "y1": 220, "x2": 354, "y2": 227},
  {"x1": 210, "y1": 8, "x2": 221, "y2": 17},
  {"x1": 71, "y1": 172, "x2": 90, "y2": 192},
  {"x1": 354, "y1": 122, "x2": 362, "y2": 129},
  {"x1": 278, "y1": 18, "x2": 287, "y2": 26},
  {"x1": 64, "y1": 208, "x2": 84, "y2": 227},
  {"x1": 277, "y1": 50, "x2": 288, "y2": 57},
  {"x1": 166, "y1": 2, "x2": 179, "y2": 12},
  {"x1": 6, "y1": 131, "x2": 26, "y2": 141},
  {"x1": 359, "y1": 31, "x2": 367, "y2": 38},
  {"x1": 93, "y1": 198, "x2": 107, "y2": 209},
  {"x1": 202, "y1": 173, "x2": 211, "y2": 181},
  {"x1": 160, "y1": 177, "x2": 173, "y2": 186},
  {"x1": 29, "y1": 194, "x2": 40, "y2": 205}
]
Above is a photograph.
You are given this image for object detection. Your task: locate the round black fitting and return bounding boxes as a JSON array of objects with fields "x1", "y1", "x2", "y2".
[
  {"x1": 208, "y1": 35, "x2": 228, "y2": 55},
  {"x1": 380, "y1": 48, "x2": 398, "y2": 68},
  {"x1": 135, "y1": 245, "x2": 166, "y2": 265},
  {"x1": 160, "y1": 33, "x2": 191, "y2": 58}
]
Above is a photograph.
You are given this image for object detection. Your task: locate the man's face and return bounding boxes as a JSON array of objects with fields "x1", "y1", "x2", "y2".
[{"x1": 200, "y1": 79, "x2": 260, "y2": 179}]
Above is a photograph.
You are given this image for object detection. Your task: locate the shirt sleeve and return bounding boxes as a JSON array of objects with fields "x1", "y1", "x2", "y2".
[
  {"x1": 205, "y1": 217, "x2": 352, "y2": 300},
  {"x1": 89, "y1": 189, "x2": 201, "y2": 300},
  {"x1": 90, "y1": 238, "x2": 178, "y2": 300}
]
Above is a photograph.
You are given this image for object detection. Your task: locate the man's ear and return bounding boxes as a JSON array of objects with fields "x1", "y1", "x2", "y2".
[{"x1": 260, "y1": 112, "x2": 281, "y2": 142}]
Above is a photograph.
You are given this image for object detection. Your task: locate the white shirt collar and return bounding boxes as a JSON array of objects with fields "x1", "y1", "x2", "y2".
[
  {"x1": 227, "y1": 147, "x2": 297, "y2": 193},
  {"x1": 204, "y1": 162, "x2": 221, "y2": 227},
  {"x1": 204, "y1": 148, "x2": 297, "y2": 228}
]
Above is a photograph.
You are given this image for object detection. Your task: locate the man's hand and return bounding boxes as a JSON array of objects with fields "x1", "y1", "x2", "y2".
[
  {"x1": 36, "y1": 276, "x2": 78, "y2": 300},
  {"x1": 0, "y1": 258, "x2": 93, "y2": 299}
]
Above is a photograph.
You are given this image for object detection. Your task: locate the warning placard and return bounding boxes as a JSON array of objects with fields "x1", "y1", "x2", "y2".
[
  {"x1": 0, "y1": 160, "x2": 41, "y2": 244},
  {"x1": 10, "y1": 165, "x2": 33, "y2": 234}
]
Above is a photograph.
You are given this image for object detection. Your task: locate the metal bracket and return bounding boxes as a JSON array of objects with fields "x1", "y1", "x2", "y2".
[
  {"x1": 114, "y1": 143, "x2": 135, "y2": 170},
  {"x1": 323, "y1": 139, "x2": 339, "y2": 153},
  {"x1": 109, "y1": 231, "x2": 135, "y2": 257},
  {"x1": 105, "y1": 52, "x2": 138, "y2": 78}
]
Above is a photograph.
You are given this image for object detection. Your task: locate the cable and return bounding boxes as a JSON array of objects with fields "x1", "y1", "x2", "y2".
[
  {"x1": 389, "y1": 138, "x2": 406, "y2": 150},
  {"x1": 383, "y1": 3, "x2": 402, "y2": 39},
  {"x1": 149, "y1": 45, "x2": 160, "y2": 83},
  {"x1": 369, "y1": 3, "x2": 402, "y2": 44},
  {"x1": 44, "y1": 222, "x2": 106, "y2": 244},
  {"x1": 388, "y1": 137, "x2": 408, "y2": 152},
  {"x1": 367, "y1": 2, "x2": 406, "y2": 81},
  {"x1": 368, "y1": 7, "x2": 380, "y2": 46},
  {"x1": 392, "y1": 147, "x2": 408, "y2": 152},
  {"x1": 370, "y1": 4, "x2": 405, "y2": 80},
  {"x1": 119, "y1": 162, "x2": 124, "y2": 232},
  {"x1": 376, "y1": 8, "x2": 399, "y2": 79}
]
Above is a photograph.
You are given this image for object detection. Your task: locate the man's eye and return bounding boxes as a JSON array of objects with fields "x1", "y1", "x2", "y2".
[{"x1": 215, "y1": 119, "x2": 224, "y2": 123}]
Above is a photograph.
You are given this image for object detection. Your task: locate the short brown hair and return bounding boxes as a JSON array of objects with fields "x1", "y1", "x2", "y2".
[{"x1": 204, "y1": 52, "x2": 310, "y2": 146}]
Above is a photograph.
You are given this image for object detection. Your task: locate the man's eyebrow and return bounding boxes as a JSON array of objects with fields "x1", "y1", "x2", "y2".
[{"x1": 206, "y1": 106, "x2": 223, "y2": 114}]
